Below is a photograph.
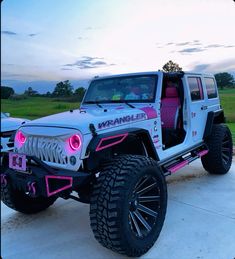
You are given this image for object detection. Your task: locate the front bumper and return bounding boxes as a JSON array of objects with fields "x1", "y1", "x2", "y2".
[
  {"x1": 1, "y1": 153, "x2": 92, "y2": 198},
  {"x1": 0, "y1": 137, "x2": 14, "y2": 153}
]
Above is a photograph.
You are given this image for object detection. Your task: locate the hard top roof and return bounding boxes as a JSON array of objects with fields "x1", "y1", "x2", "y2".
[{"x1": 91, "y1": 71, "x2": 214, "y2": 81}]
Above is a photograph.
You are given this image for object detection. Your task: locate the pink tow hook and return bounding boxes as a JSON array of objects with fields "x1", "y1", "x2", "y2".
[
  {"x1": 27, "y1": 181, "x2": 36, "y2": 196},
  {"x1": 1, "y1": 174, "x2": 7, "y2": 187}
]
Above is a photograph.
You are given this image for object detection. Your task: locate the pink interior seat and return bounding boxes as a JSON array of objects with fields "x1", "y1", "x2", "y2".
[{"x1": 161, "y1": 87, "x2": 180, "y2": 129}]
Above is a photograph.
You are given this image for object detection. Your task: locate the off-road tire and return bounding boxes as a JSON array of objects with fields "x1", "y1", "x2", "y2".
[
  {"x1": 202, "y1": 124, "x2": 233, "y2": 174},
  {"x1": 90, "y1": 155, "x2": 167, "y2": 257},
  {"x1": 1, "y1": 182, "x2": 57, "y2": 214}
]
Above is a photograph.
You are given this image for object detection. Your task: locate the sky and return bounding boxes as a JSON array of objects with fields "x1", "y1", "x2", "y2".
[{"x1": 1, "y1": 0, "x2": 235, "y2": 91}]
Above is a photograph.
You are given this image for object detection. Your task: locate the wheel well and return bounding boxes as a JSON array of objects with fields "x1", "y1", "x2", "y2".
[
  {"x1": 84, "y1": 129, "x2": 158, "y2": 172},
  {"x1": 203, "y1": 110, "x2": 225, "y2": 139}
]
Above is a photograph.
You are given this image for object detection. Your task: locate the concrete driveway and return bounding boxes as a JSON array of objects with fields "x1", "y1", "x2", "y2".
[{"x1": 1, "y1": 159, "x2": 235, "y2": 259}]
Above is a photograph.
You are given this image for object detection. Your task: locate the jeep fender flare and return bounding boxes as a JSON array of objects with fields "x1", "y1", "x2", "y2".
[
  {"x1": 203, "y1": 109, "x2": 225, "y2": 139},
  {"x1": 84, "y1": 128, "x2": 159, "y2": 171}
]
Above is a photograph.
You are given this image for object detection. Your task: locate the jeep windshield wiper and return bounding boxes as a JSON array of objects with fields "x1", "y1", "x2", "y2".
[
  {"x1": 84, "y1": 101, "x2": 103, "y2": 108},
  {"x1": 119, "y1": 100, "x2": 135, "y2": 108},
  {"x1": 124, "y1": 101, "x2": 135, "y2": 108}
]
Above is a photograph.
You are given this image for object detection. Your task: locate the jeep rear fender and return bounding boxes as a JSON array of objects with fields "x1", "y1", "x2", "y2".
[{"x1": 203, "y1": 110, "x2": 225, "y2": 139}]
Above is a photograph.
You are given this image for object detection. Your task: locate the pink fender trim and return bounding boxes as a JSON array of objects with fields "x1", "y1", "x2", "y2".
[{"x1": 95, "y1": 133, "x2": 128, "y2": 152}]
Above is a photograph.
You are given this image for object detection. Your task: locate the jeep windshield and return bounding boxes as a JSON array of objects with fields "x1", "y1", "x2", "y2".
[{"x1": 83, "y1": 75, "x2": 157, "y2": 104}]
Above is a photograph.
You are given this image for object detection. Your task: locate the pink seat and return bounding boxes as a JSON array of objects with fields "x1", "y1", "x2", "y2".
[{"x1": 161, "y1": 87, "x2": 180, "y2": 129}]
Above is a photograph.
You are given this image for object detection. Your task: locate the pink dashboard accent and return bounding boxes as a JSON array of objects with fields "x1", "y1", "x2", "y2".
[
  {"x1": 139, "y1": 107, "x2": 157, "y2": 119},
  {"x1": 45, "y1": 175, "x2": 73, "y2": 197},
  {"x1": 198, "y1": 150, "x2": 208, "y2": 157},
  {"x1": 168, "y1": 160, "x2": 188, "y2": 173},
  {"x1": 96, "y1": 133, "x2": 128, "y2": 151}
]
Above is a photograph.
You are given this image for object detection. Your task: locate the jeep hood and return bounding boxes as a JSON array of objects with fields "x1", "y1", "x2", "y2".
[
  {"x1": 21, "y1": 107, "x2": 155, "y2": 135},
  {"x1": 1, "y1": 117, "x2": 30, "y2": 132}
]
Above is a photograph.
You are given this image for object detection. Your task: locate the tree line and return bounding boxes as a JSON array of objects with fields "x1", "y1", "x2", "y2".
[
  {"x1": 1, "y1": 80, "x2": 86, "y2": 101},
  {"x1": 1, "y1": 60, "x2": 235, "y2": 100}
]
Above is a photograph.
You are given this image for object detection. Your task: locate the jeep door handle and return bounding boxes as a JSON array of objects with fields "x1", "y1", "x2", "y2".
[{"x1": 201, "y1": 105, "x2": 208, "y2": 110}]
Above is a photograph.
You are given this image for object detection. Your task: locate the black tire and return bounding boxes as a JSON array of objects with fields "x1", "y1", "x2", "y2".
[
  {"x1": 202, "y1": 124, "x2": 233, "y2": 174},
  {"x1": 1, "y1": 182, "x2": 57, "y2": 214},
  {"x1": 90, "y1": 155, "x2": 167, "y2": 257}
]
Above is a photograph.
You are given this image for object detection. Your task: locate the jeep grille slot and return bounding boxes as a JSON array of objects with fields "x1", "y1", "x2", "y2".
[{"x1": 19, "y1": 136, "x2": 68, "y2": 165}]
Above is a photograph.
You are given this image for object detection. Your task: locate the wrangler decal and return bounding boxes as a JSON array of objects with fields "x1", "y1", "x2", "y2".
[{"x1": 98, "y1": 113, "x2": 146, "y2": 129}]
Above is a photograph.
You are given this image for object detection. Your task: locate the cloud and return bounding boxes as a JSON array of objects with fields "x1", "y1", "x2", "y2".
[
  {"x1": 191, "y1": 64, "x2": 210, "y2": 71},
  {"x1": 175, "y1": 42, "x2": 191, "y2": 46},
  {"x1": 2, "y1": 63, "x2": 15, "y2": 66},
  {"x1": 190, "y1": 58, "x2": 235, "y2": 73},
  {"x1": 158, "y1": 40, "x2": 203, "y2": 48},
  {"x1": 224, "y1": 45, "x2": 235, "y2": 48},
  {"x1": 205, "y1": 44, "x2": 235, "y2": 49},
  {"x1": 2, "y1": 30, "x2": 39, "y2": 37},
  {"x1": 64, "y1": 56, "x2": 115, "y2": 69},
  {"x1": 77, "y1": 36, "x2": 89, "y2": 40},
  {"x1": 28, "y1": 33, "x2": 38, "y2": 37},
  {"x1": 179, "y1": 47, "x2": 205, "y2": 53},
  {"x1": 169, "y1": 40, "x2": 202, "y2": 47},
  {"x1": 163, "y1": 40, "x2": 234, "y2": 50},
  {"x1": 1, "y1": 71, "x2": 38, "y2": 79},
  {"x1": 1, "y1": 30, "x2": 17, "y2": 36},
  {"x1": 176, "y1": 42, "x2": 235, "y2": 54},
  {"x1": 61, "y1": 68, "x2": 73, "y2": 70}
]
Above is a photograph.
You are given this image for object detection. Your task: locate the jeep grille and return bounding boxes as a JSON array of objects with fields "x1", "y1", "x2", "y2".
[{"x1": 19, "y1": 136, "x2": 68, "y2": 165}]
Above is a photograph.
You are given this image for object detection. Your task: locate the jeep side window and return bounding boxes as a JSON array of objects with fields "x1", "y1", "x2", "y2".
[
  {"x1": 188, "y1": 77, "x2": 204, "y2": 101},
  {"x1": 204, "y1": 77, "x2": 217, "y2": 99}
]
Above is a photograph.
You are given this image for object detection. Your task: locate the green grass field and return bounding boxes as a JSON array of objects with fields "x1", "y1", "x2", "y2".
[
  {"x1": 218, "y1": 89, "x2": 235, "y2": 143},
  {"x1": 1, "y1": 89, "x2": 235, "y2": 142},
  {"x1": 1, "y1": 97, "x2": 81, "y2": 120},
  {"x1": 219, "y1": 89, "x2": 235, "y2": 123}
]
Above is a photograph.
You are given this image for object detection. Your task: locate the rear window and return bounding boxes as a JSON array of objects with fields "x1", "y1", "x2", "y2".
[
  {"x1": 188, "y1": 77, "x2": 204, "y2": 101},
  {"x1": 204, "y1": 77, "x2": 217, "y2": 99}
]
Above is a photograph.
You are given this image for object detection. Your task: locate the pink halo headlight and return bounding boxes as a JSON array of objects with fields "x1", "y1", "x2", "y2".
[
  {"x1": 16, "y1": 130, "x2": 26, "y2": 144},
  {"x1": 69, "y1": 134, "x2": 81, "y2": 151}
]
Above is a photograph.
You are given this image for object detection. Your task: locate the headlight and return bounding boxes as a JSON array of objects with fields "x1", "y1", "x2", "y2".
[
  {"x1": 69, "y1": 134, "x2": 81, "y2": 151},
  {"x1": 15, "y1": 130, "x2": 26, "y2": 145}
]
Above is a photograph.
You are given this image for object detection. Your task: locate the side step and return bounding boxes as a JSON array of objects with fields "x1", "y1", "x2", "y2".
[{"x1": 161, "y1": 144, "x2": 208, "y2": 176}]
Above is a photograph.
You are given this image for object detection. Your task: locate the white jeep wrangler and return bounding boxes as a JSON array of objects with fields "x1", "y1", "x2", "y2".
[{"x1": 1, "y1": 71, "x2": 233, "y2": 257}]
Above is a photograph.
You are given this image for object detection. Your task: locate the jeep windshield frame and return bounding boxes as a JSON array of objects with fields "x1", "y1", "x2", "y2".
[{"x1": 83, "y1": 75, "x2": 158, "y2": 104}]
